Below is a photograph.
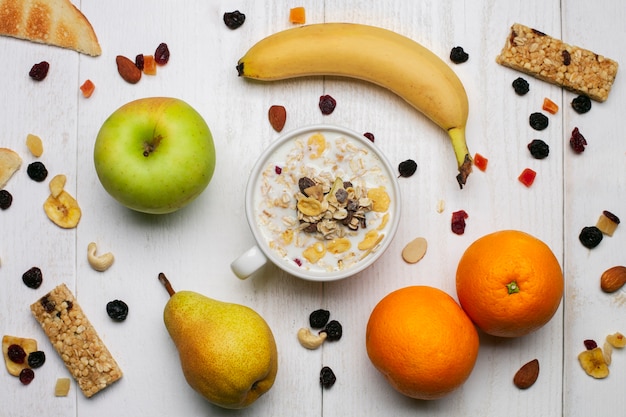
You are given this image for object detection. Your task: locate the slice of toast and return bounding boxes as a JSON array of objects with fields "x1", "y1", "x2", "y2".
[
  {"x1": 0, "y1": 148, "x2": 22, "y2": 189},
  {"x1": 0, "y1": 0, "x2": 101, "y2": 56}
]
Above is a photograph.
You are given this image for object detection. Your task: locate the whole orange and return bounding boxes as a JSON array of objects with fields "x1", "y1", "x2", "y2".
[
  {"x1": 365, "y1": 286, "x2": 479, "y2": 400},
  {"x1": 455, "y1": 230, "x2": 563, "y2": 338}
]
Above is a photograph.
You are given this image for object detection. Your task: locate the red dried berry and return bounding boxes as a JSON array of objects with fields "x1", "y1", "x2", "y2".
[
  {"x1": 29, "y1": 61, "x2": 49, "y2": 81},
  {"x1": 19, "y1": 368, "x2": 35, "y2": 385},
  {"x1": 584, "y1": 339, "x2": 598, "y2": 350},
  {"x1": 7, "y1": 344, "x2": 26, "y2": 364},
  {"x1": 451, "y1": 210, "x2": 468, "y2": 235},
  {"x1": 319, "y1": 95, "x2": 336, "y2": 115},
  {"x1": 274, "y1": 166, "x2": 282, "y2": 175},
  {"x1": 570, "y1": 127, "x2": 587, "y2": 153},
  {"x1": 135, "y1": 54, "x2": 145, "y2": 71},
  {"x1": 294, "y1": 258, "x2": 302, "y2": 267},
  {"x1": 154, "y1": 43, "x2": 170, "y2": 65},
  {"x1": 363, "y1": 132, "x2": 375, "y2": 142}
]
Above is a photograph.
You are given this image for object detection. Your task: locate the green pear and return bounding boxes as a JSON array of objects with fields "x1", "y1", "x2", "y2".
[{"x1": 158, "y1": 273, "x2": 278, "y2": 409}]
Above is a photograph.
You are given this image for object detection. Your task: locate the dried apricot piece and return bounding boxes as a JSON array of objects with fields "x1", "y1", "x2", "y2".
[
  {"x1": 289, "y1": 7, "x2": 306, "y2": 24},
  {"x1": 578, "y1": 347, "x2": 609, "y2": 379},
  {"x1": 143, "y1": 55, "x2": 157, "y2": 75},
  {"x1": 80, "y1": 79, "x2": 95, "y2": 98},
  {"x1": 542, "y1": 97, "x2": 559, "y2": 114}
]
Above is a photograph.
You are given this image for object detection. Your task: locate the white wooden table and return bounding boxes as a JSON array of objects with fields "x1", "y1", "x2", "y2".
[{"x1": 1, "y1": 1, "x2": 624, "y2": 416}]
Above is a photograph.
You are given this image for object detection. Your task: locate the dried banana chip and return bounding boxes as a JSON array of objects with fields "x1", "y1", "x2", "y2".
[
  {"x1": 606, "y1": 332, "x2": 626, "y2": 348},
  {"x1": 44, "y1": 190, "x2": 81, "y2": 228},
  {"x1": 2, "y1": 335, "x2": 37, "y2": 376},
  {"x1": 578, "y1": 347, "x2": 609, "y2": 379},
  {"x1": 49, "y1": 174, "x2": 66, "y2": 198}
]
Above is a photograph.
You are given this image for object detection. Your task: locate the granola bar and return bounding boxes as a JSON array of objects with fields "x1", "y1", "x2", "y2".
[
  {"x1": 30, "y1": 283, "x2": 122, "y2": 397},
  {"x1": 496, "y1": 23, "x2": 618, "y2": 102}
]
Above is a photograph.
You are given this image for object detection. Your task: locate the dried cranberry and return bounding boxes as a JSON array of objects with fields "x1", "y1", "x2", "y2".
[
  {"x1": 320, "y1": 366, "x2": 336, "y2": 388},
  {"x1": 512, "y1": 77, "x2": 530, "y2": 95},
  {"x1": 571, "y1": 95, "x2": 592, "y2": 114},
  {"x1": 22, "y1": 267, "x2": 43, "y2": 289},
  {"x1": 7, "y1": 344, "x2": 26, "y2": 364},
  {"x1": 579, "y1": 226, "x2": 603, "y2": 249},
  {"x1": 319, "y1": 95, "x2": 336, "y2": 115},
  {"x1": 363, "y1": 132, "x2": 375, "y2": 142},
  {"x1": 154, "y1": 43, "x2": 170, "y2": 65},
  {"x1": 527, "y1": 139, "x2": 550, "y2": 159},
  {"x1": 309, "y1": 309, "x2": 330, "y2": 329},
  {"x1": 294, "y1": 258, "x2": 303, "y2": 267},
  {"x1": 449, "y1": 46, "x2": 469, "y2": 64},
  {"x1": 451, "y1": 210, "x2": 468, "y2": 235},
  {"x1": 529, "y1": 112, "x2": 549, "y2": 131},
  {"x1": 398, "y1": 159, "x2": 417, "y2": 178},
  {"x1": 584, "y1": 339, "x2": 598, "y2": 350},
  {"x1": 135, "y1": 54, "x2": 145, "y2": 70},
  {"x1": 569, "y1": 127, "x2": 587, "y2": 153},
  {"x1": 0, "y1": 189, "x2": 13, "y2": 209},
  {"x1": 29, "y1": 61, "x2": 49, "y2": 81},
  {"x1": 321, "y1": 320, "x2": 342, "y2": 341},
  {"x1": 223, "y1": 10, "x2": 246, "y2": 30},
  {"x1": 27, "y1": 351, "x2": 46, "y2": 368},
  {"x1": 19, "y1": 368, "x2": 35, "y2": 385},
  {"x1": 274, "y1": 166, "x2": 282, "y2": 175}
]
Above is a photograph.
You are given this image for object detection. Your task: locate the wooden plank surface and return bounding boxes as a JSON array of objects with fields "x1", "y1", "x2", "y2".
[{"x1": 0, "y1": 1, "x2": 624, "y2": 416}]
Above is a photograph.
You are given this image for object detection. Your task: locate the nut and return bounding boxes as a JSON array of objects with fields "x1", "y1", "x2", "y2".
[
  {"x1": 116, "y1": 55, "x2": 142, "y2": 84},
  {"x1": 513, "y1": 358, "x2": 540, "y2": 389},
  {"x1": 401, "y1": 237, "x2": 428, "y2": 264},
  {"x1": 87, "y1": 242, "x2": 115, "y2": 272},
  {"x1": 268, "y1": 105, "x2": 286, "y2": 132},
  {"x1": 297, "y1": 327, "x2": 327, "y2": 350},
  {"x1": 600, "y1": 266, "x2": 626, "y2": 293}
]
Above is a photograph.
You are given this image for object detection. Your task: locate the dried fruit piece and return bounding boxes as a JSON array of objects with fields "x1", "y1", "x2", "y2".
[
  {"x1": 29, "y1": 61, "x2": 49, "y2": 81},
  {"x1": 49, "y1": 174, "x2": 66, "y2": 198},
  {"x1": 22, "y1": 266, "x2": 43, "y2": 289},
  {"x1": 135, "y1": 54, "x2": 145, "y2": 70},
  {"x1": 289, "y1": 7, "x2": 306, "y2": 24},
  {"x1": 518, "y1": 168, "x2": 537, "y2": 187},
  {"x1": 297, "y1": 196, "x2": 323, "y2": 216},
  {"x1": 0, "y1": 189, "x2": 13, "y2": 210},
  {"x1": 116, "y1": 55, "x2": 142, "y2": 84},
  {"x1": 19, "y1": 368, "x2": 35, "y2": 385},
  {"x1": 0, "y1": 147, "x2": 22, "y2": 189},
  {"x1": 596, "y1": 210, "x2": 620, "y2": 236},
  {"x1": 2, "y1": 335, "x2": 37, "y2": 376},
  {"x1": 570, "y1": 127, "x2": 587, "y2": 153},
  {"x1": 143, "y1": 55, "x2": 157, "y2": 75},
  {"x1": 307, "y1": 132, "x2": 326, "y2": 158},
  {"x1": 320, "y1": 366, "x2": 336, "y2": 388},
  {"x1": 268, "y1": 105, "x2": 287, "y2": 132},
  {"x1": 600, "y1": 266, "x2": 626, "y2": 293},
  {"x1": 55, "y1": 378, "x2": 71, "y2": 396},
  {"x1": 224, "y1": 10, "x2": 246, "y2": 29},
  {"x1": 603, "y1": 341, "x2": 613, "y2": 365},
  {"x1": 43, "y1": 190, "x2": 82, "y2": 229},
  {"x1": 513, "y1": 359, "x2": 539, "y2": 389},
  {"x1": 529, "y1": 112, "x2": 549, "y2": 130},
  {"x1": 606, "y1": 332, "x2": 626, "y2": 348},
  {"x1": 401, "y1": 237, "x2": 428, "y2": 264},
  {"x1": 584, "y1": 339, "x2": 598, "y2": 350},
  {"x1": 26, "y1": 134, "x2": 44, "y2": 157},
  {"x1": 572, "y1": 95, "x2": 592, "y2": 114},
  {"x1": 512, "y1": 77, "x2": 530, "y2": 95},
  {"x1": 27, "y1": 161, "x2": 48, "y2": 182},
  {"x1": 579, "y1": 226, "x2": 603, "y2": 249},
  {"x1": 363, "y1": 132, "x2": 375, "y2": 142},
  {"x1": 27, "y1": 351, "x2": 45, "y2": 368},
  {"x1": 319, "y1": 94, "x2": 336, "y2": 115},
  {"x1": 528, "y1": 139, "x2": 549, "y2": 159},
  {"x1": 398, "y1": 159, "x2": 417, "y2": 178},
  {"x1": 80, "y1": 79, "x2": 95, "y2": 98},
  {"x1": 473, "y1": 153, "x2": 488, "y2": 171},
  {"x1": 106, "y1": 300, "x2": 129, "y2": 321},
  {"x1": 451, "y1": 210, "x2": 468, "y2": 235},
  {"x1": 450, "y1": 46, "x2": 469, "y2": 63},
  {"x1": 7, "y1": 344, "x2": 26, "y2": 363},
  {"x1": 154, "y1": 43, "x2": 170, "y2": 65},
  {"x1": 321, "y1": 320, "x2": 342, "y2": 341},
  {"x1": 578, "y1": 347, "x2": 609, "y2": 379},
  {"x1": 542, "y1": 97, "x2": 559, "y2": 114},
  {"x1": 309, "y1": 309, "x2": 330, "y2": 329}
]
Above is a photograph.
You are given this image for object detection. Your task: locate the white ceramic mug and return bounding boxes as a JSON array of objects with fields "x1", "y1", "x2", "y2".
[{"x1": 231, "y1": 124, "x2": 401, "y2": 281}]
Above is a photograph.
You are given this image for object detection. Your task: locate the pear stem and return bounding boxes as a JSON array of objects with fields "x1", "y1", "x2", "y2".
[{"x1": 158, "y1": 272, "x2": 176, "y2": 297}]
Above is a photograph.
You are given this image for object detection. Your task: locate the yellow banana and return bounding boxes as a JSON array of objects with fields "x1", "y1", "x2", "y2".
[{"x1": 237, "y1": 23, "x2": 473, "y2": 188}]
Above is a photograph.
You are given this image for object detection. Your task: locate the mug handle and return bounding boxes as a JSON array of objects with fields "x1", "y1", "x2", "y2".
[{"x1": 230, "y1": 246, "x2": 268, "y2": 279}]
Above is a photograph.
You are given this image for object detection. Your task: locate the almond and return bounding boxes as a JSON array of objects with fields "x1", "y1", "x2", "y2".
[
  {"x1": 600, "y1": 266, "x2": 626, "y2": 293},
  {"x1": 268, "y1": 105, "x2": 287, "y2": 132},
  {"x1": 116, "y1": 55, "x2": 141, "y2": 84},
  {"x1": 513, "y1": 358, "x2": 539, "y2": 389}
]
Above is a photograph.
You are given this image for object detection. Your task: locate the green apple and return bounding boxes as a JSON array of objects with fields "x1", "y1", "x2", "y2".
[{"x1": 94, "y1": 97, "x2": 216, "y2": 214}]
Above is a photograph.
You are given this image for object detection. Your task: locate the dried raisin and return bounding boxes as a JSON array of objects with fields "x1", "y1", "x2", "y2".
[
  {"x1": 223, "y1": 10, "x2": 246, "y2": 29},
  {"x1": 309, "y1": 309, "x2": 330, "y2": 329},
  {"x1": 29, "y1": 61, "x2": 49, "y2": 81},
  {"x1": 7, "y1": 344, "x2": 26, "y2": 363},
  {"x1": 363, "y1": 132, "x2": 375, "y2": 142},
  {"x1": 274, "y1": 166, "x2": 282, "y2": 175},
  {"x1": 398, "y1": 159, "x2": 417, "y2": 178},
  {"x1": 579, "y1": 226, "x2": 603, "y2": 249},
  {"x1": 106, "y1": 300, "x2": 129, "y2": 321},
  {"x1": 320, "y1": 366, "x2": 336, "y2": 388},
  {"x1": 321, "y1": 320, "x2": 342, "y2": 341},
  {"x1": 451, "y1": 210, "x2": 468, "y2": 235},
  {"x1": 527, "y1": 139, "x2": 550, "y2": 159},
  {"x1": 570, "y1": 127, "x2": 587, "y2": 153},
  {"x1": 154, "y1": 43, "x2": 170, "y2": 65},
  {"x1": 319, "y1": 95, "x2": 336, "y2": 115},
  {"x1": 571, "y1": 95, "x2": 592, "y2": 114},
  {"x1": 19, "y1": 368, "x2": 35, "y2": 385},
  {"x1": 584, "y1": 339, "x2": 598, "y2": 350},
  {"x1": 0, "y1": 189, "x2": 13, "y2": 209},
  {"x1": 27, "y1": 351, "x2": 46, "y2": 368},
  {"x1": 529, "y1": 112, "x2": 549, "y2": 131},
  {"x1": 449, "y1": 46, "x2": 469, "y2": 63},
  {"x1": 135, "y1": 54, "x2": 145, "y2": 70},
  {"x1": 26, "y1": 161, "x2": 48, "y2": 182},
  {"x1": 512, "y1": 77, "x2": 529, "y2": 95},
  {"x1": 22, "y1": 267, "x2": 43, "y2": 289}
]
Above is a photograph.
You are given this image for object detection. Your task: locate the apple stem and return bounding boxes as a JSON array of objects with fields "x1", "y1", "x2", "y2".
[{"x1": 158, "y1": 272, "x2": 176, "y2": 297}]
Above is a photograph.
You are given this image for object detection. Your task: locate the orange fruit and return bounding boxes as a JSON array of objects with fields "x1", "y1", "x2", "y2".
[
  {"x1": 455, "y1": 230, "x2": 563, "y2": 338},
  {"x1": 365, "y1": 286, "x2": 479, "y2": 400}
]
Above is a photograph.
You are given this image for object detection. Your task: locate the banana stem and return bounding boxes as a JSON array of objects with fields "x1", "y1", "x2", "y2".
[
  {"x1": 448, "y1": 127, "x2": 473, "y2": 189},
  {"x1": 158, "y1": 272, "x2": 176, "y2": 297}
]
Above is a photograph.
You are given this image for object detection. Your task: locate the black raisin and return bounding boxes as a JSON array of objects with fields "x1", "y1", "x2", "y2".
[
  {"x1": 309, "y1": 309, "x2": 330, "y2": 329},
  {"x1": 320, "y1": 366, "x2": 336, "y2": 388},
  {"x1": 106, "y1": 300, "x2": 129, "y2": 321},
  {"x1": 569, "y1": 127, "x2": 587, "y2": 153},
  {"x1": 154, "y1": 43, "x2": 170, "y2": 65},
  {"x1": 223, "y1": 10, "x2": 246, "y2": 30},
  {"x1": 22, "y1": 267, "x2": 43, "y2": 289},
  {"x1": 27, "y1": 351, "x2": 46, "y2": 368},
  {"x1": 135, "y1": 54, "x2": 145, "y2": 70},
  {"x1": 512, "y1": 77, "x2": 530, "y2": 95},
  {"x1": 26, "y1": 161, "x2": 48, "y2": 182},
  {"x1": 363, "y1": 132, "x2": 375, "y2": 142},
  {"x1": 571, "y1": 95, "x2": 592, "y2": 114},
  {"x1": 584, "y1": 339, "x2": 598, "y2": 350},
  {"x1": 19, "y1": 368, "x2": 35, "y2": 385},
  {"x1": 29, "y1": 61, "x2": 49, "y2": 81},
  {"x1": 321, "y1": 320, "x2": 342, "y2": 341},
  {"x1": 0, "y1": 189, "x2": 13, "y2": 210},
  {"x1": 398, "y1": 159, "x2": 418, "y2": 178},
  {"x1": 449, "y1": 46, "x2": 469, "y2": 64},
  {"x1": 579, "y1": 226, "x2": 603, "y2": 249},
  {"x1": 529, "y1": 112, "x2": 549, "y2": 131},
  {"x1": 562, "y1": 50, "x2": 571, "y2": 66},
  {"x1": 319, "y1": 95, "x2": 336, "y2": 115},
  {"x1": 527, "y1": 139, "x2": 550, "y2": 159},
  {"x1": 7, "y1": 344, "x2": 26, "y2": 364},
  {"x1": 40, "y1": 296, "x2": 56, "y2": 313}
]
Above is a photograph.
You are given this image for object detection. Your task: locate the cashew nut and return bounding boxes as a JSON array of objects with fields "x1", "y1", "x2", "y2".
[
  {"x1": 297, "y1": 327, "x2": 327, "y2": 350},
  {"x1": 87, "y1": 242, "x2": 115, "y2": 272}
]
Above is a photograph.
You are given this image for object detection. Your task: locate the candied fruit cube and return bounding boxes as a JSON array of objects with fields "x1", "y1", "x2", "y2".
[
  {"x1": 518, "y1": 168, "x2": 537, "y2": 187},
  {"x1": 542, "y1": 97, "x2": 559, "y2": 114},
  {"x1": 289, "y1": 7, "x2": 306, "y2": 24},
  {"x1": 473, "y1": 153, "x2": 488, "y2": 171},
  {"x1": 80, "y1": 79, "x2": 95, "y2": 98},
  {"x1": 143, "y1": 55, "x2": 157, "y2": 75}
]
